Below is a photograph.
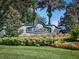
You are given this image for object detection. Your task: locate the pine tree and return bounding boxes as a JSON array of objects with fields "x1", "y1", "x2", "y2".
[{"x1": 3, "y1": 6, "x2": 21, "y2": 36}]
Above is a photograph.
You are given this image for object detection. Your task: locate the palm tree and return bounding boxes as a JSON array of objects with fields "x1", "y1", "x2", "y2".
[
  {"x1": 37, "y1": 0, "x2": 65, "y2": 25},
  {"x1": 47, "y1": 1, "x2": 52, "y2": 25}
]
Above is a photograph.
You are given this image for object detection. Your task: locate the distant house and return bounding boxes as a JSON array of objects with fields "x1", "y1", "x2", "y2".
[
  {"x1": 18, "y1": 15, "x2": 67, "y2": 36},
  {"x1": 18, "y1": 22, "x2": 66, "y2": 36}
]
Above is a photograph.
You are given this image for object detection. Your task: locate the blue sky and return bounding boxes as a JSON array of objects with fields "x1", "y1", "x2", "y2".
[
  {"x1": 36, "y1": 0, "x2": 73, "y2": 26},
  {"x1": 64, "y1": 0, "x2": 73, "y2": 4}
]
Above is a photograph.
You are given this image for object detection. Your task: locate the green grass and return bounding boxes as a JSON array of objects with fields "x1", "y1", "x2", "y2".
[{"x1": 0, "y1": 46, "x2": 79, "y2": 59}]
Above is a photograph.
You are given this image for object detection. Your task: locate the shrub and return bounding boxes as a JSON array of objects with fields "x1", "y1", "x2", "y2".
[
  {"x1": 70, "y1": 31, "x2": 78, "y2": 41},
  {"x1": 50, "y1": 41, "x2": 79, "y2": 50},
  {"x1": 62, "y1": 37, "x2": 72, "y2": 42},
  {"x1": 0, "y1": 36, "x2": 79, "y2": 50},
  {"x1": 1, "y1": 38, "x2": 21, "y2": 46},
  {"x1": 0, "y1": 36, "x2": 69, "y2": 46},
  {"x1": 0, "y1": 37, "x2": 54, "y2": 46}
]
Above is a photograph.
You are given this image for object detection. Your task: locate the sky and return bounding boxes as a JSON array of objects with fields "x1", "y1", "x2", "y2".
[{"x1": 36, "y1": 0, "x2": 73, "y2": 26}]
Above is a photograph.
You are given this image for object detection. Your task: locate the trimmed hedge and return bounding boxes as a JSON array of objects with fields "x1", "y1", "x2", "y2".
[
  {"x1": 0, "y1": 36, "x2": 68, "y2": 46},
  {"x1": 50, "y1": 41, "x2": 79, "y2": 50},
  {"x1": 0, "y1": 36, "x2": 79, "y2": 50},
  {"x1": 0, "y1": 37, "x2": 54, "y2": 46}
]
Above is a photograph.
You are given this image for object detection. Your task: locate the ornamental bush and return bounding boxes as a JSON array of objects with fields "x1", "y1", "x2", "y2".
[
  {"x1": 0, "y1": 37, "x2": 54, "y2": 46},
  {"x1": 50, "y1": 41, "x2": 79, "y2": 50},
  {"x1": 0, "y1": 36, "x2": 78, "y2": 50}
]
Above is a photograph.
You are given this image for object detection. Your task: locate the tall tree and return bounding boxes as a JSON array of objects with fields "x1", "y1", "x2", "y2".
[
  {"x1": 37, "y1": 0, "x2": 65, "y2": 25},
  {"x1": 3, "y1": 6, "x2": 21, "y2": 36},
  {"x1": 0, "y1": 0, "x2": 12, "y2": 30},
  {"x1": 58, "y1": 0, "x2": 79, "y2": 32}
]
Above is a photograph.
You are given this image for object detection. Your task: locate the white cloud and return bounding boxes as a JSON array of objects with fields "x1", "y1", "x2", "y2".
[{"x1": 52, "y1": 21, "x2": 58, "y2": 26}]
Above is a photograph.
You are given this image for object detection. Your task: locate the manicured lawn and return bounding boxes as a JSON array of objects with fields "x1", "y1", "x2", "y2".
[{"x1": 0, "y1": 46, "x2": 79, "y2": 59}]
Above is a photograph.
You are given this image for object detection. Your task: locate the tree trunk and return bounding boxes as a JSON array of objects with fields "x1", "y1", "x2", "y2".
[{"x1": 48, "y1": 17, "x2": 51, "y2": 25}]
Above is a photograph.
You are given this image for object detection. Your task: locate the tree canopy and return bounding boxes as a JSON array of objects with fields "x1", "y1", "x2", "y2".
[{"x1": 0, "y1": 0, "x2": 79, "y2": 36}]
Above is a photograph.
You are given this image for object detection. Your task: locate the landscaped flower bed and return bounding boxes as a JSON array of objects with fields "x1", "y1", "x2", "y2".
[
  {"x1": 0, "y1": 36, "x2": 79, "y2": 50},
  {"x1": 0, "y1": 36, "x2": 53, "y2": 46},
  {"x1": 50, "y1": 41, "x2": 79, "y2": 50}
]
